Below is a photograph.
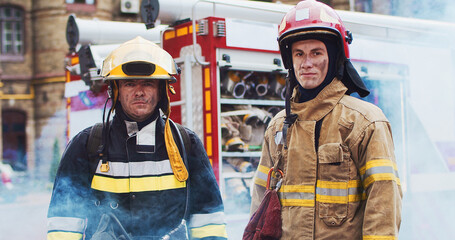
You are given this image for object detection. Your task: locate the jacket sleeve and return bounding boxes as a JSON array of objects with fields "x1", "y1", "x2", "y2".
[
  {"x1": 250, "y1": 126, "x2": 275, "y2": 215},
  {"x1": 354, "y1": 121, "x2": 403, "y2": 239},
  {"x1": 186, "y1": 129, "x2": 228, "y2": 240},
  {"x1": 47, "y1": 128, "x2": 93, "y2": 240}
]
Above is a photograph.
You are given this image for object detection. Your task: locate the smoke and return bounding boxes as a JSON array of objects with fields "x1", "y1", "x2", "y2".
[
  {"x1": 352, "y1": 1, "x2": 455, "y2": 239},
  {"x1": 391, "y1": 0, "x2": 455, "y2": 23},
  {"x1": 35, "y1": 109, "x2": 67, "y2": 182}
]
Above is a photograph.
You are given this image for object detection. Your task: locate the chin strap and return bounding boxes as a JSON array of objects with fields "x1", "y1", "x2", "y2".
[{"x1": 164, "y1": 82, "x2": 188, "y2": 182}]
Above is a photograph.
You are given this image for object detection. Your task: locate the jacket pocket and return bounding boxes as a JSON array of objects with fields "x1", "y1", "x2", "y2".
[{"x1": 317, "y1": 143, "x2": 350, "y2": 227}]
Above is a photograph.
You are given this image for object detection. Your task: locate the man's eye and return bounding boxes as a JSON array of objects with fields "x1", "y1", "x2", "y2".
[{"x1": 144, "y1": 82, "x2": 156, "y2": 87}]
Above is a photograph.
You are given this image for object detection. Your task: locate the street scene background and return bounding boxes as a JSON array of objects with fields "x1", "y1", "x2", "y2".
[{"x1": 2, "y1": 0, "x2": 455, "y2": 240}]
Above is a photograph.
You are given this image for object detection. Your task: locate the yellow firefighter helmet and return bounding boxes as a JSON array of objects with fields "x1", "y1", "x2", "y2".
[{"x1": 101, "y1": 36, "x2": 178, "y2": 82}]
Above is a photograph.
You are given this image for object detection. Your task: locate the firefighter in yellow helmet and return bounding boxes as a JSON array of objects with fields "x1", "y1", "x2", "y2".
[
  {"x1": 47, "y1": 36, "x2": 228, "y2": 240},
  {"x1": 248, "y1": 1, "x2": 402, "y2": 239}
]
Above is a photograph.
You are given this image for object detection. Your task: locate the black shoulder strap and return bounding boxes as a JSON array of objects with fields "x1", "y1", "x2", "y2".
[
  {"x1": 87, "y1": 122, "x2": 104, "y2": 175},
  {"x1": 174, "y1": 122, "x2": 192, "y2": 156},
  {"x1": 169, "y1": 119, "x2": 192, "y2": 221}
]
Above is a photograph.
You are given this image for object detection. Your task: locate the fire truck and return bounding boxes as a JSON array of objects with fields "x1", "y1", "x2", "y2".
[{"x1": 64, "y1": 0, "x2": 455, "y2": 238}]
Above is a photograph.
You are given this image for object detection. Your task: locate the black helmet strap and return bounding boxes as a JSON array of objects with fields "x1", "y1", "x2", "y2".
[{"x1": 98, "y1": 96, "x2": 113, "y2": 167}]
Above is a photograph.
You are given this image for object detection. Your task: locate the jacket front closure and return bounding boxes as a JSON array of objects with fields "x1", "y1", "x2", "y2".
[
  {"x1": 90, "y1": 116, "x2": 187, "y2": 237},
  {"x1": 275, "y1": 79, "x2": 349, "y2": 239}
]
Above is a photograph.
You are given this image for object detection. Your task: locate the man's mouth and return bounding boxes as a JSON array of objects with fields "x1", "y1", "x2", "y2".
[
  {"x1": 133, "y1": 100, "x2": 147, "y2": 104},
  {"x1": 302, "y1": 72, "x2": 316, "y2": 77}
]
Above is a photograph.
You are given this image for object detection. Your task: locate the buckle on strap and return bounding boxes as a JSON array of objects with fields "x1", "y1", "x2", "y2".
[{"x1": 266, "y1": 167, "x2": 284, "y2": 191}]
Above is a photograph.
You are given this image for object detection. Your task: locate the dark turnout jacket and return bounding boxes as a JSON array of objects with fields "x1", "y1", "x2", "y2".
[{"x1": 47, "y1": 113, "x2": 227, "y2": 239}]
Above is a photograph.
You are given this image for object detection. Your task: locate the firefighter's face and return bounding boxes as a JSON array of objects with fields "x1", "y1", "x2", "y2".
[
  {"x1": 118, "y1": 79, "x2": 160, "y2": 122},
  {"x1": 291, "y1": 39, "x2": 329, "y2": 89}
]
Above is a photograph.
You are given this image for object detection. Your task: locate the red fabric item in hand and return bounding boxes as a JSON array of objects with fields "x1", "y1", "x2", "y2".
[{"x1": 243, "y1": 189, "x2": 282, "y2": 240}]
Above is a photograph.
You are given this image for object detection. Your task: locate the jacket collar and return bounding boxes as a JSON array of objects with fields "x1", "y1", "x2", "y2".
[
  {"x1": 111, "y1": 109, "x2": 165, "y2": 137},
  {"x1": 290, "y1": 78, "x2": 347, "y2": 121}
]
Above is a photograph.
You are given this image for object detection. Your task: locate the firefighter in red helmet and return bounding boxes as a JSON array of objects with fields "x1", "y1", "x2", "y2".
[{"x1": 249, "y1": 1, "x2": 402, "y2": 239}]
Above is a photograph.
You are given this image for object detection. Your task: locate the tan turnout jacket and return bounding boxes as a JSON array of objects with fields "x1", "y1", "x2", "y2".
[{"x1": 251, "y1": 79, "x2": 402, "y2": 239}]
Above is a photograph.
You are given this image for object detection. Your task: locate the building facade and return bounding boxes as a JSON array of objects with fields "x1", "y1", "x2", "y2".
[{"x1": 0, "y1": 0, "x2": 137, "y2": 179}]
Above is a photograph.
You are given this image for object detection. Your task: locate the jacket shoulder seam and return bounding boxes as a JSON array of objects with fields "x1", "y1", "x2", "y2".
[{"x1": 338, "y1": 95, "x2": 388, "y2": 123}]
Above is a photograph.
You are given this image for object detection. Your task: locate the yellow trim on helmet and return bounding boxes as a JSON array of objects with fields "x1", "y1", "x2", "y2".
[{"x1": 106, "y1": 62, "x2": 175, "y2": 81}]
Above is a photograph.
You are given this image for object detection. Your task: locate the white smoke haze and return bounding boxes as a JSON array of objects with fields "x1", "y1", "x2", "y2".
[
  {"x1": 390, "y1": 0, "x2": 448, "y2": 21},
  {"x1": 3, "y1": 1, "x2": 455, "y2": 239},
  {"x1": 350, "y1": 0, "x2": 455, "y2": 239}
]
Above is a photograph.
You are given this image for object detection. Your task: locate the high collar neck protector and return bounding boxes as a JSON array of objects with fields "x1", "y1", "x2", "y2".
[{"x1": 116, "y1": 103, "x2": 160, "y2": 130}]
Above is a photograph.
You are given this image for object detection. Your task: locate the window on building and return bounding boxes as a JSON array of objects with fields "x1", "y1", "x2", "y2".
[
  {"x1": 66, "y1": 0, "x2": 96, "y2": 12},
  {"x1": 65, "y1": 0, "x2": 95, "y2": 4},
  {"x1": 0, "y1": 6, "x2": 24, "y2": 56}
]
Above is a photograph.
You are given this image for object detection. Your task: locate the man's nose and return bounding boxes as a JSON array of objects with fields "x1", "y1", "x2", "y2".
[
  {"x1": 134, "y1": 87, "x2": 145, "y2": 96},
  {"x1": 302, "y1": 56, "x2": 313, "y2": 68}
]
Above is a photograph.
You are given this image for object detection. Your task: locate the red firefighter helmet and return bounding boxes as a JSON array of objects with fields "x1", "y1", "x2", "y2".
[{"x1": 278, "y1": 0, "x2": 352, "y2": 69}]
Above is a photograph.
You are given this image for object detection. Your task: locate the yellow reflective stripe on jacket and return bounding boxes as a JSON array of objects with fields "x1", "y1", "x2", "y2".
[
  {"x1": 91, "y1": 174, "x2": 186, "y2": 193},
  {"x1": 279, "y1": 184, "x2": 315, "y2": 207},
  {"x1": 189, "y1": 211, "x2": 228, "y2": 238},
  {"x1": 254, "y1": 165, "x2": 270, "y2": 187},
  {"x1": 359, "y1": 159, "x2": 401, "y2": 188},
  {"x1": 316, "y1": 180, "x2": 365, "y2": 204},
  {"x1": 190, "y1": 224, "x2": 228, "y2": 239},
  {"x1": 363, "y1": 235, "x2": 397, "y2": 240},
  {"x1": 47, "y1": 231, "x2": 83, "y2": 240}
]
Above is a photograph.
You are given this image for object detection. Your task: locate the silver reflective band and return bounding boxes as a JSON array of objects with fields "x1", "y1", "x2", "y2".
[
  {"x1": 47, "y1": 217, "x2": 85, "y2": 233},
  {"x1": 189, "y1": 211, "x2": 226, "y2": 228},
  {"x1": 95, "y1": 159, "x2": 173, "y2": 177},
  {"x1": 316, "y1": 187, "x2": 348, "y2": 197},
  {"x1": 255, "y1": 169, "x2": 268, "y2": 183},
  {"x1": 361, "y1": 166, "x2": 399, "y2": 181},
  {"x1": 279, "y1": 192, "x2": 314, "y2": 200}
]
